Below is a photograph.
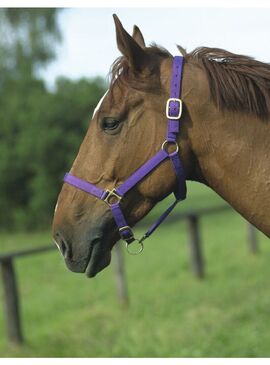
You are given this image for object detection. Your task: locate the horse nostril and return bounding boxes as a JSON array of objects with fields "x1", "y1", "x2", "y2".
[{"x1": 54, "y1": 232, "x2": 70, "y2": 259}]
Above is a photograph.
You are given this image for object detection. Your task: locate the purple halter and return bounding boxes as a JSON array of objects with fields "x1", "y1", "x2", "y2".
[{"x1": 64, "y1": 56, "x2": 186, "y2": 254}]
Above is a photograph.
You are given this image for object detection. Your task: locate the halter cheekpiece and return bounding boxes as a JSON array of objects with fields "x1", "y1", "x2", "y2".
[{"x1": 64, "y1": 56, "x2": 187, "y2": 254}]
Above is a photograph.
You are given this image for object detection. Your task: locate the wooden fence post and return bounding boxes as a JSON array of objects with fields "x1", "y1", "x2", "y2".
[
  {"x1": 0, "y1": 259, "x2": 23, "y2": 344},
  {"x1": 113, "y1": 243, "x2": 129, "y2": 307},
  {"x1": 186, "y1": 215, "x2": 205, "y2": 279},
  {"x1": 247, "y1": 223, "x2": 259, "y2": 254}
]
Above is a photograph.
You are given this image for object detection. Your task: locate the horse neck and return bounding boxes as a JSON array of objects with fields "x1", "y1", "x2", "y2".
[{"x1": 183, "y1": 63, "x2": 270, "y2": 237}]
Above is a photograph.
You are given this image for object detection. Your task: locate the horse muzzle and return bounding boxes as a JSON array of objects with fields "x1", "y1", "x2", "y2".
[{"x1": 53, "y1": 217, "x2": 117, "y2": 277}]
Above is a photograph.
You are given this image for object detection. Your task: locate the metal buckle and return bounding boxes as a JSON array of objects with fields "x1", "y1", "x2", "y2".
[
  {"x1": 166, "y1": 98, "x2": 182, "y2": 120},
  {"x1": 161, "y1": 140, "x2": 179, "y2": 155},
  {"x1": 119, "y1": 226, "x2": 134, "y2": 241},
  {"x1": 103, "y1": 189, "x2": 122, "y2": 206}
]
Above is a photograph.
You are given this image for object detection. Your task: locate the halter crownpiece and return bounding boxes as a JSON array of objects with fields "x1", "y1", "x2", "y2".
[{"x1": 64, "y1": 56, "x2": 186, "y2": 254}]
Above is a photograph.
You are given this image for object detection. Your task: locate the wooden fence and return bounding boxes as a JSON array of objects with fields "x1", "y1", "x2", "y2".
[{"x1": 0, "y1": 204, "x2": 259, "y2": 345}]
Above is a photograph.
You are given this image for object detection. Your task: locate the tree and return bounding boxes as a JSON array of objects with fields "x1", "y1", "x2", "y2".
[
  {"x1": 25, "y1": 76, "x2": 106, "y2": 229},
  {"x1": 0, "y1": 9, "x2": 107, "y2": 230},
  {"x1": 0, "y1": 8, "x2": 61, "y2": 80}
]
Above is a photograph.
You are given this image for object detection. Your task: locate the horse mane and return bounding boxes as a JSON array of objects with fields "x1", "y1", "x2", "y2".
[
  {"x1": 186, "y1": 47, "x2": 270, "y2": 120},
  {"x1": 109, "y1": 45, "x2": 270, "y2": 120}
]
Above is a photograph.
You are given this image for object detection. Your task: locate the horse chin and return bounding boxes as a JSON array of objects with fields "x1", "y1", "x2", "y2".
[{"x1": 85, "y1": 242, "x2": 112, "y2": 278}]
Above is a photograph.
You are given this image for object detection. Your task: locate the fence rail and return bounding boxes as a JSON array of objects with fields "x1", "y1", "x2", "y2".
[
  {"x1": 0, "y1": 245, "x2": 55, "y2": 345},
  {"x1": 0, "y1": 204, "x2": 259, "y2": 345},
  {"x1": 0, "y1": 245, "x2": 55, "y2": 262}
]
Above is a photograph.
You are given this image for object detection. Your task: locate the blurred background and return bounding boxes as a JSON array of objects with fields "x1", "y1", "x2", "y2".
[{"x1": 0, "y1": 7, "x2": 270, "y2": 357}]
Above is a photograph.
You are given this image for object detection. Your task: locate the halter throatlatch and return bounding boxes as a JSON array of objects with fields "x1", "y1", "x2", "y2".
[{"x1": 64, "y1": 56, "x2": 187, "y2": 254}]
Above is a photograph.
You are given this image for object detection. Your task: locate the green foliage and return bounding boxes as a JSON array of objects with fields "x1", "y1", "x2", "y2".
[
  {"x1": 0, "y1": 75, "x2": 106, "y2": 230},
  {"x1": 0, "y1": 9, "x2": 107, "y2": 230},
  {"x1": 0, "y1": 9, "x2": 61, "y2": 78}
]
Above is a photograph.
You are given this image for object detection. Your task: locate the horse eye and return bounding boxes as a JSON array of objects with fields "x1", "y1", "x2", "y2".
[{"x1": 102, "y1": 118, "x2": 120, "y2": 131}]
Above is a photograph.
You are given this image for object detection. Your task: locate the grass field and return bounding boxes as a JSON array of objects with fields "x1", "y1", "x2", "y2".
[{"x1": 1, "y1": 182, "x2": 270, "y2": 357}]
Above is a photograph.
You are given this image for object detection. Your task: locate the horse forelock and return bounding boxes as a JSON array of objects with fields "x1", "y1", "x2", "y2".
[{"x1": 108, "y1": 45, "x2": 171, "y2": 94}]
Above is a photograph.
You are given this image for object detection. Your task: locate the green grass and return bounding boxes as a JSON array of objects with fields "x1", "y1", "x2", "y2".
[{"x1": 0, "y1": 182, "x2": 270, "y2": 357}]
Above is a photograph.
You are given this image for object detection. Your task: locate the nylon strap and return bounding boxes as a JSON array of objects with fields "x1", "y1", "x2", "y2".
[{"x1": 63, "y1": 56, "x2": 186, "y2": 248}]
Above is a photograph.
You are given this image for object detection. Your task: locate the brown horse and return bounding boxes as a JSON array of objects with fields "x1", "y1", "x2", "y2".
[{"x1": 53, "y1": 15, "x2": 270, "y2": 277}]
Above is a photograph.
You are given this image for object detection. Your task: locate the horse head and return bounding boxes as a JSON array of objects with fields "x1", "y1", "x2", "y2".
[{"x1": 52, "y1": 15, "x2": 193, "y2": 277}]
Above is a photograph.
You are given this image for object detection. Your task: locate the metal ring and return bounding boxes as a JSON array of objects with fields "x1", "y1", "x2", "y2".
[
  {"x1": 161, "y1": 140, "x2": 179, "y2": 155},
  {"x1": 125, "y1": 240, "x2": 144, "y2": 255}
]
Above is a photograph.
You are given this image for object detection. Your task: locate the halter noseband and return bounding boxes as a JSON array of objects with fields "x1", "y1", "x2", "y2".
[{"x1": 64, "y1": 56, "x2": 186, "y2": 254}]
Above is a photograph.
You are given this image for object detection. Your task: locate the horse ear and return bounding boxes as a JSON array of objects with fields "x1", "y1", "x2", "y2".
[
  {"x1": 132, "y1": 25, "x2": 146, "y2": 48},
  {"x1": 176, "y1": 44, "x2": 187, "y2": 56},
  {"x1": 113, "y1": 14, "x2": 149, "y2": 73}
]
